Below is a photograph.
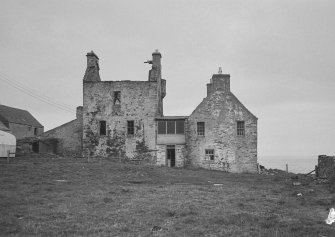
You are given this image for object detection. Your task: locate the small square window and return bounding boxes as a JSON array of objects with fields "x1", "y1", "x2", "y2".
[
  {"x1": 237, "y1": 121, "x2": 245, "y2": 136},
  {"x1": 197, "y1": 122, "x2": 205, "y2": 136},
  {"x1": 127, "y1": 120, "x2": 134, "y2": 135},
  {"x1": 100, "y1": 121, "x2": 106, "y2": 136},
  {"x1": 205, "y1": 149, "x2": 214, "y2": 161}
]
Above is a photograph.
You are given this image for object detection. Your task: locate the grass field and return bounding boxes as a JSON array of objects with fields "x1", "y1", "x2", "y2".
[{"x1": 1, "y1": 156, "x2": 334, "y2": 236}]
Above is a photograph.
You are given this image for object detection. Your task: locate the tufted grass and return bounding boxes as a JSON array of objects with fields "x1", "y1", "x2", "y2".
[{"x1": 0, "y1": 156, "x2": 334, "y2": 236}]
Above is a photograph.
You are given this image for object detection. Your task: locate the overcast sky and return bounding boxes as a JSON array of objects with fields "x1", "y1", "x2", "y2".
[{"x1": 0, "y1": 0, "x2": 334, "y2": 157}]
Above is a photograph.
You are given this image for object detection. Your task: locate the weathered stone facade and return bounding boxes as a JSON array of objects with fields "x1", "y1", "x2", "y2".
[
  {"x1": 82, "y1": 50, "x2": 165, "y2": 162},
  {"x1": 186, "y1": 73, "x2": 258, "y2": 172},
  {"x1": 44, "y1": 50, "x2": 258, "y2": 173}
]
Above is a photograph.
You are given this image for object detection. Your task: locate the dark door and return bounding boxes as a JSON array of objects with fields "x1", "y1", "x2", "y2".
[
  {"x1": 32, "y1": 142, "x2": 39, "y2": 153},
  {"x1": 167, "y1": 147, "x2": 176, "y2": 167}
]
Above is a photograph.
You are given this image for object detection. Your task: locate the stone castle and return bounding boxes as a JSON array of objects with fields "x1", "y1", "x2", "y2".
[{"x1": 41, "y1": 50, "x2": 258, "y2": 173}]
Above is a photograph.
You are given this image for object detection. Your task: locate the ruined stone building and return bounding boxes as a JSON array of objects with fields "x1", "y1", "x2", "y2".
[{"x1": 42, "y1": 50, "x2": 258, "y2": 173}]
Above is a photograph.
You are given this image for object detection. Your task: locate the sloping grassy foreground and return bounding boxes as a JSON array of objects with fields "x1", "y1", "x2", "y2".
[{"x1": 0, "y1": 156, "x2": 334, "y2": 237}]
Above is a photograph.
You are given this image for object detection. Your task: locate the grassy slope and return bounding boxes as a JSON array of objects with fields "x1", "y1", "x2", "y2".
[{"x1": 0, "y1": 156, "x2": 334, "y2": 237}]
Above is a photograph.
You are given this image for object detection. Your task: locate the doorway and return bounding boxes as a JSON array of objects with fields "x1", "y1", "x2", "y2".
[
  {"x1": 167, "y1": 145, "x2": 175, "y2": 167},
  {"x1": 32, "y1": 141, "x2": 39, "y2": 153}
]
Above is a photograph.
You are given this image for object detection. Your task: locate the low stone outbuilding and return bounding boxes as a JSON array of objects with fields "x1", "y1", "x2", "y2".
[{"x1": 38, "y1": 107, "x2": 83, "y2": 156}]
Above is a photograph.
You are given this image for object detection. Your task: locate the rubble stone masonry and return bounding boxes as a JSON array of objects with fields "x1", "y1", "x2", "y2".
[
  {"x1": 186, "y1": 73, "x2": 257, "y2": 173},
  {"x1": 83, "y1": 80, "x2": 161, "y2": 160}
]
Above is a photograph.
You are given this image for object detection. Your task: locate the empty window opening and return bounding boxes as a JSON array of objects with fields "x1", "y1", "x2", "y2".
[
  {"x1": 237, "y1": 121, "x2": 245, "y2": 136},
  {"x1": 114, "y1": 91, "x2": 121, "y2": 105},
  {"x1": 205, "y1": 149, "x2": 214, "y2": 161},
  {"x1": 127, "y1": 120, "x2": 134, "y2": 135},
  {"x1": 34, "y1": 128, "x2": 38, "y2": 136},
  {"x1": 197, "y1": 122, "x2": 205, "y2": 136},
  {"x1": 100, "y1": 121, "x2": 106, "y2": 136}
]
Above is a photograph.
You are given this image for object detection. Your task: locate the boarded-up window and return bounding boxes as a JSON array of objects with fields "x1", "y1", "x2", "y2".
[
  {"x1": 197, "y1": 122, "x2": 205, "y2": 136},
  {"x1": 176, "y1": 121, "x2": 184, "y2": 134},
  {"x1": 158, "y1": 121, "x2": 166, "y2": 134},
  {"x1": 100, "y1": 121, "x2": 106, "y2": 135},
  {"x1": 127, "y1": 120, "x2": 134, "y2": 135},
  {"x1": 237, "y1": 121, "x2": 245, "y2": 136},
  {"x1": 167, "y1": 121, "x2": 175, "y2": 134},
  {"x1": 205, "y1": 149, "x2": 214, "y2": 160}
]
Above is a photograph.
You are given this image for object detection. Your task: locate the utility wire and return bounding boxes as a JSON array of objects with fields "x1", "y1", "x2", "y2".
[
  {"x1": 0, "y1": 71, "x2": 74, "y2": 110},
  {"x1": 0, "y1": 71, "x2": 75, "y2": 113}
]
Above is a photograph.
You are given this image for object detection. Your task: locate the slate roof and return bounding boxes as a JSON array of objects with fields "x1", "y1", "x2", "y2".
[
  {"x1": 0, "y1": 120, "x2": 10, "y2": 131},
  {"x1": 0, "y1": 105, "x2": 43, "y2": 127}
]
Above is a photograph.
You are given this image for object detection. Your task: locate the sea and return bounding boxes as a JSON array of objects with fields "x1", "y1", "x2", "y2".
[{"x1": 258, "y1": 156, "x2": 318, "y2": 174}]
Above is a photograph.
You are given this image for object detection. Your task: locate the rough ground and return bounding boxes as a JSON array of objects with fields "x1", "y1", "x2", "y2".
[{"x1": 0, "y1": 155, "x2": 334, "y2": 236}]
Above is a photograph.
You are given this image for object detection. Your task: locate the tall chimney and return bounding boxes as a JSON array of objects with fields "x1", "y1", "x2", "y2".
[
  {"x1": 147, "y1": 49, "x2": 162, "y2": 82},
  {"x1": 83, "y1": 50, "x2": 101, "y2": 81}
]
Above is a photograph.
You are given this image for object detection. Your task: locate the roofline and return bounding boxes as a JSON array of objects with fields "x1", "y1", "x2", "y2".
[
  {"x1": 155, "y1": 116, "x2": 188, "y2": 120},
  {"x1": 8, "y1": 121, "x2": 44, "y2": 128}
]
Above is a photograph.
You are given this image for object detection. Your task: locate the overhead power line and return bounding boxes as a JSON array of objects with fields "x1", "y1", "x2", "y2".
[{"x1": 0, "y1": 70, "x2": 75, "y2": 113}]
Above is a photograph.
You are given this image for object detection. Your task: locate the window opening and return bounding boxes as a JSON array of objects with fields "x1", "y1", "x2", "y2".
[
  {"x1": 237, "y1": 121, "x2": 245, "y2": 136},
  {"x1": 114, "y1": 91, "x2": 121, "y2": 105},
  {"x1": 100, "y1": 121, "x2": 106, "y2": 135},
  {"x1": 205, "y1": 149, "x2": 214, "y2": 160},
  {"x1": 127, "y1": 120, "x2": 134, "y2": 135},
  {"x1": 197, "y1": 122, "x2": 205, "y2": 136}
]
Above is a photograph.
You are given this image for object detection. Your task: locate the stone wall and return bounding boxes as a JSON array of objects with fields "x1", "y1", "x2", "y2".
[
  {"x1": 39, "y1": 117, "x2": 82, "y2": 156},
  {"x1": 8, "y1": 123, "x2": 44, "y2": 139},
  {"x1": 318, "y1": 155, "x2": 335, "y2": 178},
  {"x1": 83, "y1": 80, "x2": 160, "y2": 160},
  {"x1": 186, "y1": 90, "x2": 257, "y2": 173}
]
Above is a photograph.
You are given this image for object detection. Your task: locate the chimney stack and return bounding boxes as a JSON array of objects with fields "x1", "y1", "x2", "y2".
[
  {"x1": 83, "y1": 50, "x2": 101, "y2": 81},
  {"x1": 207, "y1": 67, "x2": 230, "y2": 96},
  {"x1": 146, "y1": 49, "x2": 162, "y2": 82}
]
